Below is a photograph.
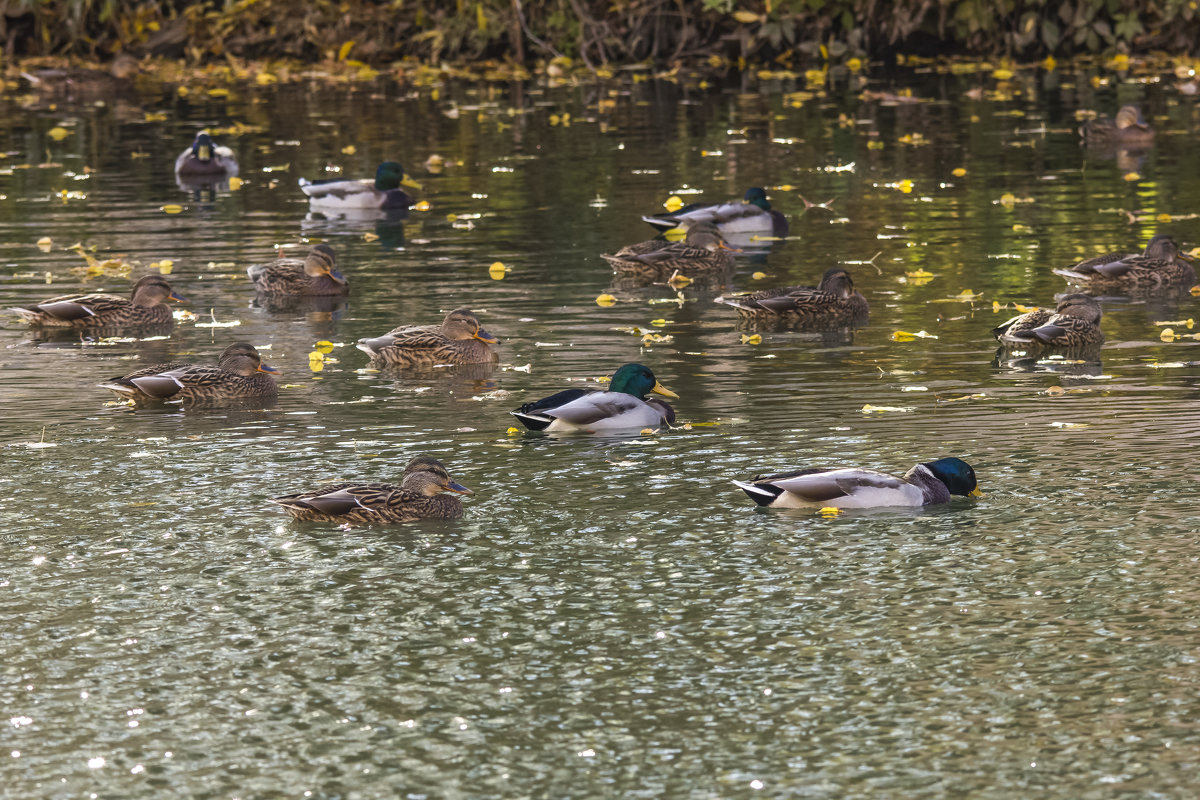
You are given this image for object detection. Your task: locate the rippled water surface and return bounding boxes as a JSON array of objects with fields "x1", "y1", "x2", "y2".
[{"x1": 3, "y1": 66, "x2": 1200, "y2": 797}]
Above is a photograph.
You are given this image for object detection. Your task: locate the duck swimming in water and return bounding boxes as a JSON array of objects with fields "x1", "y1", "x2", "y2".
[
  {"x1": 511, "y1": 363, "x2": 678, "y2": 433},
  {"x1": 733, "y1": 457, "x2": 981, "y2": 509}
]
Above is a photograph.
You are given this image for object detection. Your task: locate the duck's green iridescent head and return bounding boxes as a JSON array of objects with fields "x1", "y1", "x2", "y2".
[
  {"x1": 375, "y1": 161, "x2": 423, "y2": 192},
  {"x1": 922, "y1": 457, "x2": 981, "y2": 497},
  {"x1": 609, "y1": 363, "x2": 678, "y2": 400},
  {"x1": 743, "y1": 187, "x2": 771, "y2": 211},
  {"x1": 192, "y1": 132, "x2": 216, "y2": 162}
]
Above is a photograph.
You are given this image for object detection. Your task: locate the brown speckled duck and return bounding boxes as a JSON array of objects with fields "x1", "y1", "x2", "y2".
[
  {"x1": 1052, "y1": 234, "x2": 1194, "y2": 291},
  {"x1": 9, "y1": 275, "x2": 186, "y2": 329},
  {"x1": 1078, "y1": 105, "x2": 1155, "y2": 147},
  {"x1": 601, "y1": 226, "x2": 736, "y2": 281},
  {"x1": 247, "y1": 244, "x2": 348, "y2": 296},
  {"x1": 716, "y1": 268, "x2": 869, "y2": 327},
  {"x1": 993, "y1": 294, "x2": 1104, "y2": 348},
  {"x1": 270, "y1": 456, "x2": 472, "y2": 524},
  {"x1": 357, "y1": 308, "x2": 499, "y2": 367},
  {"x1": 97, "y1": 343, "x2": 278, "y2": 405}
]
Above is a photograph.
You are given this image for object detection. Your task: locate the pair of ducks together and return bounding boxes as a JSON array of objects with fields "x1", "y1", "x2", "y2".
[
  {"x1": 994, "y1": 233, "x2": 1195, "y2": 349},
  {"x1": 270, "y1": 453, "x2": 982, "y2": 525},
  {"x1": 176, "y1": 132, "x2": 424, "y2": 212}
]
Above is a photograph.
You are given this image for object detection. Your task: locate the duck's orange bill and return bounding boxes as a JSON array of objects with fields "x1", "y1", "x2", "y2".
[
  {"x1": 448, "y1": 481, "x2": 473, "y2": 495},
  {"x1": 969, "y1": 487, "x2": 984, "y2": 498},
  {"x1": 652, "y1": 381, "x2": 679, "y2": 399},
  {"x1": 475, "y1": 327, "x2": 499, "y2": 344}
]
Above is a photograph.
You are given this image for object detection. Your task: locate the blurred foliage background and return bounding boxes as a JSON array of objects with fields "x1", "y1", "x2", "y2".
[{"x1": 0, "y1": 0, "x2": 1196, "y2": 64}]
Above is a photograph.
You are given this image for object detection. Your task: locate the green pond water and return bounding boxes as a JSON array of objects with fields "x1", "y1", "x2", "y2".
[{"x1": 2, "y1": 66, "x2": 1200, "y2": 797}]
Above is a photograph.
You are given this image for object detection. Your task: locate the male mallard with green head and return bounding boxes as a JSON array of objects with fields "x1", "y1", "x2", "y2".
[
  {"x1": 299, "y1": 161, "x2": 422, "y2": 211},
  {"x1": 511, "y1": 363, "x2": 678, "y2": 433},
  {"x1": 175, "y1": 132, "x2": 239, "y2": 177},
  {"x1": 734, "y1": 457, "x2": 982, "y2": 509}
]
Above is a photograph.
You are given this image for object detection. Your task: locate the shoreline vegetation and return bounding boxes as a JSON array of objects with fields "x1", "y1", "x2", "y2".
[{"x1": 1, "y1": 0, "x2": 1197, "y2": 75}]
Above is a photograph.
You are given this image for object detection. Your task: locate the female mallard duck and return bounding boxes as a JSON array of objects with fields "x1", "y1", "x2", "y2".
[
  {"x1": 993, "y1": 294, "x2": 1104, "y2": 348},
  {"x1": 1052, "y1": 234, "x2": 1194, "y2": 291},
  {"x1": 734, "y1": 457, "x2": 981, "y2": 509},
  {"x1": 247, "y1": 244, "x2": 348, "y2": 296},
  {"x1": 298, "y1": 161, "x2": 422, "y2": 211},
  {"x1": 9, "y1": 275, "x2": 186, "y2": 329},
  {"x1": 98, "y1": 344, "x2": 278, "y2": 405},
  {"x1": 716, "y1": 268, "x2": 869, "y2": 327},
  {"x1": 642, "y1": 187, "x2": 789, "y2": 237},
  {"x1": 511, "y1": 363, "x2": 678, "y2": 433},
  {"x1": 1079, "y1": 105, "x2": 1155, "y2": 147},
  {"x1": 100, "y1": 342, "x2": 259, "y2": 393},
  {"x1": 602, "y1": 227, "x2": 735, "y2": 282},
  {"x1": 357, "y1": 308, "x2": 499, "y2": 367},
  {"x1": 270, "y1": 456, "x2": 472, "y2": 524},
  {"x1": 174, "y1": 132, "x2": 239, "y2": 177}
]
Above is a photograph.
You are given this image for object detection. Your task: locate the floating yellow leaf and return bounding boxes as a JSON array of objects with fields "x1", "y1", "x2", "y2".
[
  {"x1": 905, "y1": 269, "x2": 934, "y2": 278},
  {"x1": 36, "y1": 236, "x2": 52, "y2": 252},
  {"x1": 595, "y1": 293, "x2": 617, "y2": 306},
  {"x1": 897, "y1": 179, "x2": 913, "y2": 193},
  {"x1": 144, "y1": 111, "x2": 167, "y2": 122},
  {"x1": 667, "y1": 273, "x2": 692, "y2": 288},
  {"x1": 489, "y1": 261, "x2": 507, "y2": 280},
  {"x1": 740, "y1": 334, "x2": 762, "y2": 345},
  {"x1": 151, "y1": 259, "x2": 173, "y2": 274},
  {"x1": 867, "y1": 140, "x2": 885, "y2": 150},
  {"x1": 952, "y1": 167, "x2": 967, "y2": 177},
  {"x1": 861, "y1": 404, "x2": 916, "y2": 413},
  {"x1": 732, "y1": 10, "x2": 760, "y2": 23},
  {"x1": 664, "y1": 195, "x2": 683, "y2": 212},
  {"x1": 362, "y1": 232, "x2": 379, "y2": 242},
  {"x1": 993, "y1": 68, "x2": 1014, "y2": 80},
  {"x1": 228, "y1": 176, "x2": 243, "y2": 191},
  {"x1": 819, "y1": 506, "x2": 842, "y2": 517},
  {"x1": 337, "y1": 40, "x2": 355, "y2": 61},
  {"x1": 315, "y1": 340, "x2": 335, "y2": 354},
  {"x1": 1014, "y1": 303, "x2": 1036, "y2": 313},
  {"x1": 1012, "y1": 223, "x2": 1033, "y2": 233},
  {"x1": 846, "y1": 58, "x2": 862, "y2": 73},
  {"x1": 341, "y1": 145, "x2": 356, "y2": 155},
  {"x1": 751, "y1": 271, "x2": 767, "y2": 280},
  {"x1": 999, "y1": 192, "x2": 1016, "y2": 207},
  {"x1": 413, "y1": 200, "x2": 431, "y2": 211},
  {"x1": 1155, "y1": 318, "x2": 1194, "y2": 329},
  {"x1": 506, "y1": 426, "x2": 521, "y2": 435},
  {"x1": 161, "y1": 204, "x2": 184, "y2": 214},
  {"x1": 1043, "y1": 55, "x2": 1057, "y2": 71},
  {"x1": 309, "y1": 351, "x2": 325, "y2": 372},
  {"x1": 48, "y1": 126, "x2": 69, "y2": 141},
  {"x1": 255, "y1": 72, "x2": 277, "y2": 86},
  {"x1": 1123, "y1": 171, "x2": 1140, "y2": 182},
  {"x1": 1191, "y1": 285, "x2": 1200, "y2": 296},
  {"x1": 1161, "y1": 328, "x2": 1176, "y2": 342},
  {"x1": 650, "y1": 319, "x2": 668, "y2": 327},
  {"x1": 992, "y1": 300, "x2": 1003, "y2": 312},
  {"x1": 953, "y1": 289, "x2": 983, "y2": 301},
  {"x1": 207, "y1": 88, "x2": 229, "y2": 98},
  {"x1": 892, "y1": 330, "x2": 939, "y2": 341}
]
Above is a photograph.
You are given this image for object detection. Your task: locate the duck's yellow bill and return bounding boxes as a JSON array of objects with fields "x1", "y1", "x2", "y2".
[
  {"x1": 969, "y1": 488, "x2": 984, "y2": 498},
  {"x1": 652, "y1": 381, "x2": 679, "y2": 399},
  {"x1": 401, "y1": 174, "x2": 423, "y2": 191}
]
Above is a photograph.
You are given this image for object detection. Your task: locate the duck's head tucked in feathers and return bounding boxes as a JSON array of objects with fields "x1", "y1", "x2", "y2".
[
  {"x1": 818, "y1": 267, "x2": 856, "y2": 296},
  {"x1": 1143, "y1": 233, "x2": 1187, "y2": 262},
  {"x1": 609, "y1": 363, "x2": 678, "y2": 399},
  {"x1": 919, "y1": 457, "x2": 982, "y2": 498}
]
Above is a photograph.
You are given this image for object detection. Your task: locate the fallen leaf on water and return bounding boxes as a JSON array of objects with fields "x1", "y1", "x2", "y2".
[
  {"x1": 506, "y1": 427, "x2": 521, "y2": 435},
  {"x1": 362, "y1": 232, "x2": 379, "y2": 242},
  {"x1": 341, "y1": 145, "x2": 356, "y2": 155},
  {"x1": 936, "y1": 392, "x2": 987, "y2": 403},
  {"x1": 489, "y1": 261, "x2": 507, "y2": 280},
  {"x1": 228, "y1": 176, "x2": 243, "y2": 191},
  {"x1": 1155, "y1": 318, "x2": 1194, "y2": 329},
  {"x1": 740, "y1": 334, "x2": 762, "y2": 345},
  {"x1": 906, "y1": 269, "x2": 934, "y2": 278},
  {"x1": 315, "y1": 340, "x2": 335, "y2": 354},
  {"x1": 861, "y1": 404, "x2": 916, "y2": 413},
  {"x1": 650, "y1": 319, "x2": 668, "y2": 327},
  {"x1": 892, "y1": 330, "x2": 938, "y2": 341},
  {"x1": 952, "y1": 167, "x2": 967, "y2": 177},
  {"x1": 595, "y1": 293, "x2": 616, "y2": 306},
  {"x1": 413, "y1": 200, "x2": 431, "y2": 211},
  {"x1": 819, "y1": 506, "x2": 842, "y2": 517},
  {"x1": 150, "y1": 259, "x2": 173, "y2": 274},
  {"x1": 1049, "y1": 422, "x2": 1089, "y2": 429},
  {"x1": 663, "y1": 195, "x2": 683, "y2": 211},
  {"x1": 1123, "y1": 171, "x2": 1140, "y2": 182},
  {"x1": 161, "y1": 204, "x2": 184, "y2": 214},
  {"x1": 48, "y1": 126, "x2": 69, "y2": 141},
  {"x1": 36, "y1": 236, "x2": 52, "y2": 252},
  {"x1": 309, "y1": 352, "x2": 325, "y2": 372}
]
